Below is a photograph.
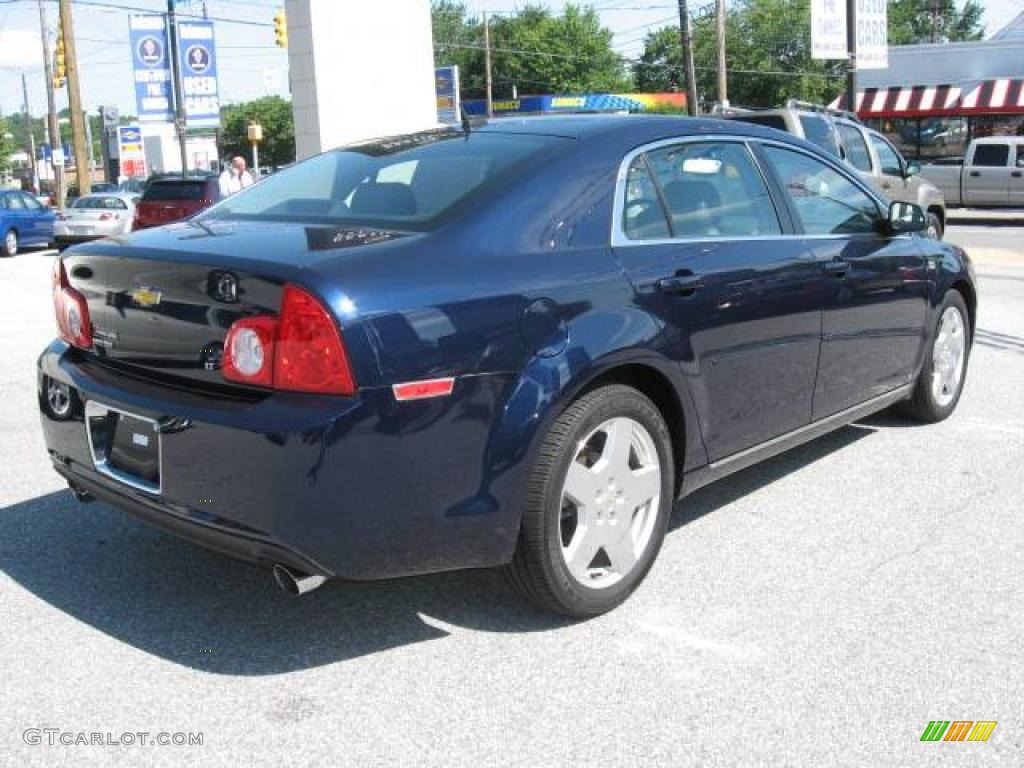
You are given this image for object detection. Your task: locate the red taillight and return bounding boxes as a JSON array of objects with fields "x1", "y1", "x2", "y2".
[
  {"x1": 52, "y1": 259, "x2": 93, "y2": 349},
  {"x1": 221, "y1": 284, "x2": 356, "y2": 395},
  {"x1": 98, "y1": 212, "x2": 115, "y2": 221}
]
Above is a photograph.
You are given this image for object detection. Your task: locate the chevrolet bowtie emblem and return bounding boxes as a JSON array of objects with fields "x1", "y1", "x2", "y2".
[{"x1": 130, "y1": 286, "x2": 162, "y2": 307}]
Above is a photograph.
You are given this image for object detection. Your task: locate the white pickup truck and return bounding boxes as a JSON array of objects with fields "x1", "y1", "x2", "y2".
[{"x1": 920, "y1": 136, "x2": 1024, "y2": 207}]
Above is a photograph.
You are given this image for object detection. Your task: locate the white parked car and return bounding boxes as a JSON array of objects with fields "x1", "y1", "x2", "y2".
[{"x1": 54, "y1": 192, "x2": 140, "y2": 250}]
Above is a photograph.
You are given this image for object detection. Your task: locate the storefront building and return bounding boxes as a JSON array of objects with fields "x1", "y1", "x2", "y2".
[{"x1": 830, "y1": 12, "x2": 1024, "y2": 160}]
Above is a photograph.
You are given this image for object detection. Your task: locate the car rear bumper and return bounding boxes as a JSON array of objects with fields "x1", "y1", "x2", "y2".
[{"x1": 37, "y1": 340, "x2": 518, "y2": 580}]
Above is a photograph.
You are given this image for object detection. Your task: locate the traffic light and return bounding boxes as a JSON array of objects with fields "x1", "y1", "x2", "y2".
[
  {"x1": 273, "y1": 10, "x2": 287, "y2": 48},
  {"x1": 54, "y1": 21, "x2": 66, "y2": 88}
]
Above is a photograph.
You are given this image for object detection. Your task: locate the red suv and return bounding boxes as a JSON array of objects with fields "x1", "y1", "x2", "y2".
[{"x1": 133, "y1": 174, "x2": 221, "y2": 230}]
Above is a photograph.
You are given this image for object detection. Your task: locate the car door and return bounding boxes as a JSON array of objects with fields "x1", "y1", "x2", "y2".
[
  {"x1": 612, "y1": 138, "x2": 828, "y2": 461},
  {"x1": 1010, "y1": 144, "x2": 1024, "y2": 206},
  {"x1": 964, "y1": 143, "x2": 1011, "y2": 206},
  {"x1": 1, "y1": 191, "x2": 29, "y2": 240},
  {"x1": 18, "y1": 191, "x2": 54, "y2": 244},
  {"x1": 758, "y1": 144, "x2": 930, "y2": 420}
]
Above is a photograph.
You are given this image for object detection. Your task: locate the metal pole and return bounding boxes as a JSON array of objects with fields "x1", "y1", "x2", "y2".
[
  {"x1": 58, "y1": 0, "x2": 91, "y2": 195},
  {"x1": 677, "y1": 0, "x2": 699, "y2": 115},
  {"x1": 167, "y1": 0, "x2": 189, "y2": 173},
  {"x1": 252, "y1": 141, "x2": 259, "y2": 176},
  {"x1": 38, "y1": 0, "x2": 63, "y2": 206},
  {"x1": 483, "y1": 12, "x2": 493, "y2": 118},
  {"x1": 21, "y1": 71, "x2": 39, "y2": 192},
  {"x1": 845, "y1": 0, "x2": 857, "y2": 114},
  {"x1": 715, "y1": 0, "x2": 727, "y2": 106}
]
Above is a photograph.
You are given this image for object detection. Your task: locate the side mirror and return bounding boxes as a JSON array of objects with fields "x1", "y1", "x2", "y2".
[
  {"x1": 904, "y1": 161, "x2": 921, "y2": 178},
  {"x1": 887, "y1": 201, "x2": 927, "y2": 234}
]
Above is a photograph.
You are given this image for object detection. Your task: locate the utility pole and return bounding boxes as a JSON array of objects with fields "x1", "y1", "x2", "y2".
[
  {"x1": 845, "y1": 0, "x2": 857, "y2": 115},
  {"x1": 38, "y1": 0, "x2": 63, "y2": 206},
  {"x1": 167, "y1": 0, "x2": 189, "y2": 173},
  {"x1": 677, "y1": 0, "x2": 699, "y2": 115},
  {"x1": 483, "y1": 12, "x2": 494, "y2": 118},
  {"x1": 715, "y1": 0, "x2": 727, "y2": 106},
  {"x1": 58, "y1": 0, "x2": 90, "y2": 195},
  {"x1": 21, "y1": 72, "x2": 39, "y2": 193}
]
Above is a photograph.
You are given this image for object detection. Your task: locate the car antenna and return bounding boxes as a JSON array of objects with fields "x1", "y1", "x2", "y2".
[{"x1": 460, "y1": 106, "x2": 472, "y2": 137}]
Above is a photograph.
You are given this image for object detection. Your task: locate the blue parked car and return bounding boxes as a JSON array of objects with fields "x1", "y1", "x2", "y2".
[
  {"x1": 37, "y1": 116, "x2": 976, "y2": 616},
  {"x1": 2, "y1": 189, "x2": 55, "y2": 256}
]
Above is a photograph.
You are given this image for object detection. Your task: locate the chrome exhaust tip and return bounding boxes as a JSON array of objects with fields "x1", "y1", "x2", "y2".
[{"x1": 272, "y1": 564, "x2": 326, "y2": 596}]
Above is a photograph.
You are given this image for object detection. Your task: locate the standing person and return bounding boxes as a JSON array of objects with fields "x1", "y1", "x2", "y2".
[{"x1": 218, "y1": 156, "x2": 254, "y2": 197}]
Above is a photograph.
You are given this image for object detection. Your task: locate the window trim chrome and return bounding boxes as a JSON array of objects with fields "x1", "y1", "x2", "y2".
[{"x1": 610, "y1": 133, "x2": 893, "y2": 248}]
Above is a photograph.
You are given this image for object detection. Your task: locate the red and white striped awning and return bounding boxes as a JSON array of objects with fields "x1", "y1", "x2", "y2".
[{"x1": 829, "y1": 78, "x2": 1024, "y2": 118}]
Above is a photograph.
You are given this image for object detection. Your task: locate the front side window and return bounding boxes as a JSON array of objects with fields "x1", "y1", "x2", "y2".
[
  {"x1": 641, "y1": 141, "x2": 781, "y2": 238},
  {"x1": 869, "y1": 134, "x2": 904, "y2": 176},
  {"x1": 836, "y1": 123, "x2": 872, "y2": 173},
  {"x1": 4, "y1": 193, "x2": 25, "y2": 210},
  {"x1": 762, "y1": 146, "x2": 880, "y2": 235},
  {"x1": 623, "y1": 157, "x2": 669, "y2": 241},
  {"x1": 971, "y1": 144, "x2": 1010, "y2": 167},
  {"x1": 202, "y1": 130, "x2": 565, "y2": 231},
  {"x1": 19, "y1": 192, "x2": 44, "y2": 211},
  {"x1": 1017, "y1": 145, "x2": 1024, "y2": 169}
]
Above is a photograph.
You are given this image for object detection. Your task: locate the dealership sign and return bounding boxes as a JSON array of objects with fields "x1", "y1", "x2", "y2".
[
  {"x1": 177, "y1": 20, "x2": 221, "y2": 128},
  {"x1": 130, "y1": 15, "x2": 174, "y2": 122},
  {"x1": 811, "y1": 0, "x2": 888, "y2": 70}
]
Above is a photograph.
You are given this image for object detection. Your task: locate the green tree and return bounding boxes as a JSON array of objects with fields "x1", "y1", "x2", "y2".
[
  {"x1": 219, "y1": 95, "x2": 295, "y2": 168},
  {"x1": 888, "y1": 0, "x2": 985, "y2": 44},
  {"x1": 636, "y1": 0, "x2": 848, "y2": 109},
  {"x1": 432, "y1": 2, "x2": 630, "y2": 99},
  {"x1": 0, "y1": 116, "x2": 14, "y2": 172}
]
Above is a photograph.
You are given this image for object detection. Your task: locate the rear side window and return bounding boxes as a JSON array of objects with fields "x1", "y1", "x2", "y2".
[
  {"x1": 4, "y1": 193, "x2": 25, "y2": 210},
  {"x1": 762, "y1": 146, "x2": 879, "y2": 235},
  {"x1": 799, "y1": 115, "x2": 840, "y2": 157},
  {"x1": 623, "y1": 157, "x2": 670, "y2": 241},
  {"x1": 971, "y1": 144, "x2": 1009, "y2": 167},
  {"x1": 203, "y1": 131, "x2": 565, "y2": 231},
  {"x1": 141, "y1": 181, "x2": 209, "y2": 202},
  {"x1": 836, "y1": 123, "x2": 872, "y2": 172},
  {"x1": 640, "y1": 141, "x2": 781, "y2": 239}
]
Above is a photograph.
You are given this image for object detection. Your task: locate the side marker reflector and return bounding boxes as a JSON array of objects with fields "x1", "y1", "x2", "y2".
[{"x1": 393, "y1": 377, "x2": 455, "y2": 401}]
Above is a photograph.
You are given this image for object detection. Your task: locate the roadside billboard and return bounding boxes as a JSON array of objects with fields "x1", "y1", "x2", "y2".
[
  {"x1": 176, "y1": 20, "x2": 221, "y2": 128},
  {"x1": 130, "y1": 14, "x2": 174, "y2": 122}
]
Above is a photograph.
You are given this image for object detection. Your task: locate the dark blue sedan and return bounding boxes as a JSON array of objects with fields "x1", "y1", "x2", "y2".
[
  {"x1": 38, "y1": 116, "x2": 976, "y2": 616},
  {"x1": 2, "y1": 189, "x2": 55, "y2": 256}
]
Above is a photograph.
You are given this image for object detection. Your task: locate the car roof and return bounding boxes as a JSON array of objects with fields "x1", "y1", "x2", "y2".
[
  {"x1": 473, "y1": 113, "x2": 804, "y2": 143},
  {"x1": 971, "y1": 135, "x2": 1024, "y2": 145},
  {"x1": 76, "y1": 192, "x2": 137, "y2": 201}
]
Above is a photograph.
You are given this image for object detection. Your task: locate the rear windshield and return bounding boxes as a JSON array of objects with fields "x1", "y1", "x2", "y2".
[
  {"x1": 200, "y1": 130, "x2": 565, "y2": 231},
  {"x1": 732, "y1": 114, "x2": 788, "y2": 131},
  {"x1": 73, "y1": 196, "x2": 128, "y2": 210},
  {"x1": 798, "y1": 115, "x2": 840, "y2": 157},
  {"x1": 141, "y1": 180, "x2": 210, "y2": 202}
]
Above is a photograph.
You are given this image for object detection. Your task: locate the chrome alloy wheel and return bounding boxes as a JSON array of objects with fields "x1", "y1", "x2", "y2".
[
  {"x1": 559, "y1": 416, "x2": 662, "y2": 589},
  {"x1": 931, "y1": 306, "x2": 966, "y2": 408}
]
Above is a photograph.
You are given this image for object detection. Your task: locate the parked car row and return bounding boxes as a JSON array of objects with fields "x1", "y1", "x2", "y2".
[{"x1": 714, "y1": 100, "x2": 949, "y2": 238}]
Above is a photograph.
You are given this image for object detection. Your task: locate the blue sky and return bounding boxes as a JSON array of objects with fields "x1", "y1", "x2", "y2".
[{"x1": 1, "y1": 0, "x2": 1021, "y2": 119}]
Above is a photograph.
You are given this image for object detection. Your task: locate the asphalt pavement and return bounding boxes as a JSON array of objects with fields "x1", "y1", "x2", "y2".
[{"x1": 1, "y1": 223, "x2": 1022, "y2": 767}]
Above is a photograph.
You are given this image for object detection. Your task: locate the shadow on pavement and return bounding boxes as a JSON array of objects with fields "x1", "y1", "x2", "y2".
[{"x1": 1, "y1": 423, "x2": 877, "y2": 676}]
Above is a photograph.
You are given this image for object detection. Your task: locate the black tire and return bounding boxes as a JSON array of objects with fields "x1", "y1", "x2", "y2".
[
  {"x1": 3, "y1": 229, "x2": 16, "y2": 257},
  {"x1": 902, "y1": 290, "x2": 970, "y2": 423},
  {"x1": 504, "y1": 384, "x2": 674, "y2": 617},
  {"x1": 926, "y1": 211, "x2": 944, "y2": 240}
]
